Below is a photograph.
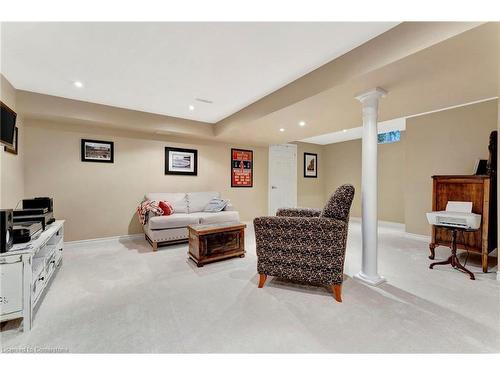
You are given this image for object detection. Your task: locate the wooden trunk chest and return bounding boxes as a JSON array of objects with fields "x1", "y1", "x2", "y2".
[{"x1": 188, "y1": 222, "x2": 246, "y2": 267}]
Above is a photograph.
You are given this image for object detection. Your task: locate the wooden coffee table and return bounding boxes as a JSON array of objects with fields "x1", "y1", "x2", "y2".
[{"x1": 188, "y1": 222, "x2": 246, "y2": 267}]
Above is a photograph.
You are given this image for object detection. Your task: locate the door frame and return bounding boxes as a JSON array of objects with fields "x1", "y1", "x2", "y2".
[{"x1": 268, "y1": 143, "x2": 298, "y2": 215}]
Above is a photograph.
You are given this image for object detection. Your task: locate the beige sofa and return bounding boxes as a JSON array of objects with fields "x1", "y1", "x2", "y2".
[{"x1": 143, "y1": 192, "x2": 239, "y2": 250}]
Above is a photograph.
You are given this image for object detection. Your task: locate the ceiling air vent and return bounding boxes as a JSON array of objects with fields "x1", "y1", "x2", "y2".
[{"x1": 195, "y1": 98, "x2": 213, "y2": 104}]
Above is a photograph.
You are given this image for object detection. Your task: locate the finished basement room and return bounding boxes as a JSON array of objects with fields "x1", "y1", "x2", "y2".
[{"x1": 0, "y1": 14, "x2": 499, "y2": 369}]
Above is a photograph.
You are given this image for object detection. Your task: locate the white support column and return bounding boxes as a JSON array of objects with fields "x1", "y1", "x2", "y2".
[{"x1": 354, "y1": 88, "x2": 387, "y2": 286}]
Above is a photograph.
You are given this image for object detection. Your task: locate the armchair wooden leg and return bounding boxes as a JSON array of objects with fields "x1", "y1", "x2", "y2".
[
  {"x1": 331, "y1": 284, "x2": 342, "y2": 302},
  {"x1": 258, "y1": 274, "x2": 267, "y2": 288}
]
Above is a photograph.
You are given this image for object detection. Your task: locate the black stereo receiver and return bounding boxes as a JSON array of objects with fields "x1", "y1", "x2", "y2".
[{"x1": 23, "y1": 197, "x2": 54, "y2": 212}]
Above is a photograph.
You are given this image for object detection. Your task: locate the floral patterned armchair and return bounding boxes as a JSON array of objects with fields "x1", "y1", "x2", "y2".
[{"x1": 253, "y1": 184, "x2": 355, "y2": 302}]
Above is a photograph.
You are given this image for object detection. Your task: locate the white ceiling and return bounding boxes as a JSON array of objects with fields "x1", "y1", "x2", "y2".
[{"x1": 1, "y1": 22, "x2": 397, "y2": 123}]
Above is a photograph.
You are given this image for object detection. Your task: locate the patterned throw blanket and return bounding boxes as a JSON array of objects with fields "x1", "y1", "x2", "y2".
[{"x1": 137, "y1": 199, "x2": 164, "y2": 225}]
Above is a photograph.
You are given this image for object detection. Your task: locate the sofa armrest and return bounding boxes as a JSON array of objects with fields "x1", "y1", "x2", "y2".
[
  {"x1": 253, "y1": 216, "x2": 347, "y2": 256},
  {"x1": 276, "y1": 208, "x2": 321, "y2": 217},
  {"x1": 223, "y1": 203, "x2": 236, "y2": 211}
]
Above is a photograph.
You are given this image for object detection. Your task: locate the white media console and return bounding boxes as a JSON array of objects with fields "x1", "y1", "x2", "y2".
[{"x1": 0, "y1": 220, "x2": 64, "y2": 331}]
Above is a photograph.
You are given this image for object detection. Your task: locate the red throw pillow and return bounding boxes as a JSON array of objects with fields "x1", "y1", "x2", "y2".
[{"x1": 159, "y1": 201, "x2": 174, "y2": 216}]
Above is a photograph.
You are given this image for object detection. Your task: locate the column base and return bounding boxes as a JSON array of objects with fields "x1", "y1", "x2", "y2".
[{"x1": 354, "y1": 271, "x2": 386, "y2": 286}]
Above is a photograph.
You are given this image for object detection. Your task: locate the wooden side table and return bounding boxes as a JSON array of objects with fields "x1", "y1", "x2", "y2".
[{"x1": 188, "y1": 222, "x2": 246, "y2": 267}]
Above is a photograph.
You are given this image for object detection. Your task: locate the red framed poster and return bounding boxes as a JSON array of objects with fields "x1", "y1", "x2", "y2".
[{"x1": 231, "y1": 148, "x2": 253, "y2": 187}]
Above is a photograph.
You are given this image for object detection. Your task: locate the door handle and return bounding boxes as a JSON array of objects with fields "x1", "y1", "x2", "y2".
[{"x1": 271, "y1": 186, "x2": 278, "y2": 189}]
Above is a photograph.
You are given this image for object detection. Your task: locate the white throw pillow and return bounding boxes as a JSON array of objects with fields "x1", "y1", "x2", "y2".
[
  {"x1": 203, "y1": 198, "x2": 229, "y2": 212},
  {"x1": 187, "y1": 192, "x2": 220, "y2": 213}
]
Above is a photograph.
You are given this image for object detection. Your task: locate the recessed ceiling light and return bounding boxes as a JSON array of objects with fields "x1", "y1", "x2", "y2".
[
  {"x1": 279, "y1": 128, "x2": 285, "y2": 132},
  {"x1": 188, "y1": 104, "x2": 195, "y2": 111},
  {"x1": 342, "y1": 129, "x2": 347, "y2": 133},
  {"x1": 299, "y1": 121, "x2": 306, "y2": 127},
  {"x1": 73, "y1": 81, "x2": 83, "y2": 88}
]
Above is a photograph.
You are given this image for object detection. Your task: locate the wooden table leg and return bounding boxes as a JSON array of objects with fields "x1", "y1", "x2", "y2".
[
  {"x1": 429, "y1": 229, "x2": 475, "y2": 280},
  {"x1": 429, "y1": 243, "x2": 436, "y2": 260}
]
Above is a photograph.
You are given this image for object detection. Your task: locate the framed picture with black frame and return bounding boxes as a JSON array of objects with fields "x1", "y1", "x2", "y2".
[
  {"x1": 231, "y1": 148, "x2": 253, "y2": 187},
  {"x1": 165, "y1": 147, "x2": 198, "y2": 176},
  {"x1": 81, "y1": 139, "x2": 114, "y2": 163},
  {"x1": 304, "y1": 152, "x2": 318, "y2": 178}
]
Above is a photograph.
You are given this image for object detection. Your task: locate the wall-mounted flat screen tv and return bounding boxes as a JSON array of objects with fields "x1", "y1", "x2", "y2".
[{"x1": 1, "y1": 101, "x2": 17, "y2": 147}]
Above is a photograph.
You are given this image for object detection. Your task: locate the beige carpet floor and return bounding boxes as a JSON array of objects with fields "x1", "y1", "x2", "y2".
[{"x1": 1, "y1": 221, "x2": 499, "y2": 353}]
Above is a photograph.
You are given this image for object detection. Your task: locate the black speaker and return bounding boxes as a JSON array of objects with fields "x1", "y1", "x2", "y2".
[{"x1": 0, "y1": 209, "x2": 14, "y2": 253}]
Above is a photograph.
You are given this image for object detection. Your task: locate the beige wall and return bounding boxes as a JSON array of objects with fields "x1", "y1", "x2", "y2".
[
  {"x1": 295, "y1": 142, "x2": 324, "y2": 209},
  {"x1": 321, "y1": 99, "x2": 498, "y2": 235},
  {"x1": 18, "y1": 99, "x2": 499, "y2": 242},
  {"x1": 324, "y1": 139, "x2": 362, "y2": 217},
  {"x1": 0, "y1": 74, "x2": 24, "y2": 208},
  {"x1": 23, "y1": 120, "x2": 268, "y2": 241},
  {"x1": 323, "y1": 134, "x2": 406, "y2": 223},
  {"x1": 405, "y1": 99, "x2": 498, "y2": 236}
]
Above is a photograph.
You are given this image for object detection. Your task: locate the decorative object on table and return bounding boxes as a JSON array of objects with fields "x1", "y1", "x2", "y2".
[
  {"x1": 188, "y1": 222, "x2": 246, "y2": 267},
  {"x1": 426, "y1": 201, "x2": 481, "y2": 230},
  {"x1": 165, "y1": 147, "x2": 198, "y2": 175},
  {"x1": 81, "y1": 139, "x2": 114, "y2": 163},
  {"x1": 303, "y1": 152, "x2": 318, "y2": 178},
  {"x1": 253, "y1": 184, "x2": 355, "y2": 302},
  {"x1": 427, "y1": 201, "x2": 482, "y2": 280},
  {"x1": 231, "y1": 148, "x2": 253, "y2": 187},
  {"x1": 203, "y1": 198, "x2": 229, "y2": 212},
  {"x1": 4, "y1": 127, "x2": 18, "y2": 154}
]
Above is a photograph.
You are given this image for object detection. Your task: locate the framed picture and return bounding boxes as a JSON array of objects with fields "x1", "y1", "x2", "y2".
[
  {"x1": 4, "y1": 127, "x2": 18, "y2": 155},
  {"x1": 165, "y1": 147, "x2": 198, "y2": 175},
  {"x1": 231, "y1": 148, "x2": 253, "y2": 187},
  {"x1": 81, "y1": 139, "x2": 114, "y2": 163},
  {"x1": 304, "y1": 152, "x2": 318, "y2": 178}
]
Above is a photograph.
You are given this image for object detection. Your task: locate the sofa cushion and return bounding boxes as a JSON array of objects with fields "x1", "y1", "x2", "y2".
[
  {"x1": 187, "y1": 192, "x2": 220, "y2": 213},
  {"x1": 145, "y1": 193, "x2": 188, "y2": 213},
  {"x1": 148, "y1": 213, "x2": 199, "y2": 230},
  {"x1": 195, "y1": 211, "x2": 240, "y2": 225}
]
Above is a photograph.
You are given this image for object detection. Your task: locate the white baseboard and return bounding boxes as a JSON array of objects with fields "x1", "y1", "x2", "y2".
[
  {"x1": 497, "y1": 271, "x2": 500, "y2": 282},
  {"x1": 65, "y1": 233, "x2": 144, "y2": 248},
  {"x1": 350, "y1": 217, "x2": 405, "y2": 232},
  {"x1": 350, "y1": 217, "x2": 431, "y2": 242}
]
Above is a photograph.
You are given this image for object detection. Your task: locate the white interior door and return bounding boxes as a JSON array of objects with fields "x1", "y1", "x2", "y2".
[{"x1": 268, "y1": 144, "x2": 297, "y2": 215}]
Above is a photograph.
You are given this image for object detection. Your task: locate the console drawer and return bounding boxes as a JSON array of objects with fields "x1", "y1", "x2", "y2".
[
  {"x1": 32, "y1": 269, "x2": 47, "y2": 303},
  {"x1": 0, "y1": 260, "x2": 23, "y2": 316}
]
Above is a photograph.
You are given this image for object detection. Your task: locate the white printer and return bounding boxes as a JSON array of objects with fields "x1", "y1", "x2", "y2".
[{"x1": 426, "y1": 201, "x2": 481, "y2": 230}]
